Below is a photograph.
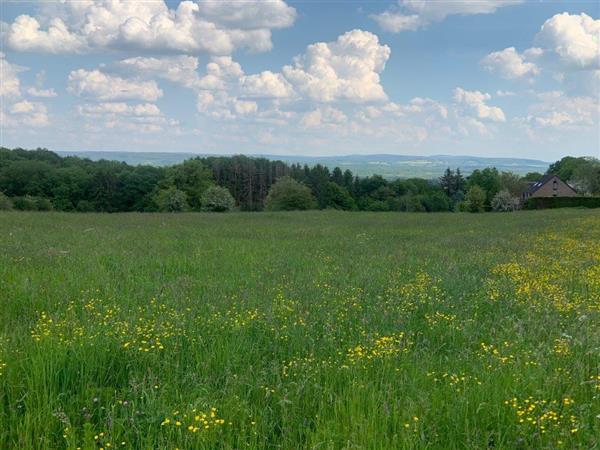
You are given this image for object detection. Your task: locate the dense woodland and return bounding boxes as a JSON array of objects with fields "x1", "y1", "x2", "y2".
[{"x1": 0, "y1": 147, "x2": 598, "y2": 213}]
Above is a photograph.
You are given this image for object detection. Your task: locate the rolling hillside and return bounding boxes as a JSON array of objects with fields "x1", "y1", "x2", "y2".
[{"x1": 57, "y1": 151, "x2": 550, "y2": 178}]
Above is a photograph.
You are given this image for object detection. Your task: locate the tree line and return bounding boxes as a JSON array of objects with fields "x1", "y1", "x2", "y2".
[{"x1": 0, "y1": 147, "x2": 598, "y2": 213}]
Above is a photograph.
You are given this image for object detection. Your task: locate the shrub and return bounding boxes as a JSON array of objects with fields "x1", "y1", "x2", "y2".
[
  {"x1": 154, "y1": 187, "x2": 189, "y2": 212},
  {"x1": 0, "y1": 192, "x2": 13, "y2": 210},
  {"x1": 76, "y1": 200, "x2": 95, "y2": 212},
  {"x1": 524, "y1": 196, "x2": 600, "y2": 210},
  {"x1": 12, "y1": 196, "x2": 39, "y2": 211},
  {"x1": 35, "y1": 197, "x2": 53, "y2": 211},
  {"x1": 421, "y1": 192, "x2": 451, "y2": 212},
  {"x1": 361, "y1": 199, "x2": 390, "y2": 212},
  {"x1": 491, "y1": 190, "x2": 518, "y2": 212},
  {"x1": 201, "y1": 186, "x2": 235, "y2": 212},
  {"x1": 324, "y1": 182, "x2": 356, "y2": 210},
  {"x1": 265, "y1": 177, "x2": 316, "y2": 211},
  {"x1": 465, "y1": 186, "x2": 486, "y2": 213},
  {"x1": 392, "y1": 195, "x2": 425, "y2": 212},
  {"x1": 456, "y1": 201, "x2": 468, "y2": 212}
]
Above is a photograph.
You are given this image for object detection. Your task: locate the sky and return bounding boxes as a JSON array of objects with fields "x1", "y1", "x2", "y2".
[{"x1": 0, "y1": 0, "x2": 599, "y2": 161}]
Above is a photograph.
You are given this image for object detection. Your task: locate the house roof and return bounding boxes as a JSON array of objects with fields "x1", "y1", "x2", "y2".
[{"x1": 524, "y1": 174, "x2": 577, "y2": 196}]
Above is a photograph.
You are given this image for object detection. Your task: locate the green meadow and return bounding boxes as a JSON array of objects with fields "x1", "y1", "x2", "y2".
[{"x1": 1, "y1": 210, "x2": 599, "y2": 449}]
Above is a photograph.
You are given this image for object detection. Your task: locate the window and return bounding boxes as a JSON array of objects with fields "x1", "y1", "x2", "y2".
[{"x1": 553, "y1": 180, "x2": 558, "y2": 191}]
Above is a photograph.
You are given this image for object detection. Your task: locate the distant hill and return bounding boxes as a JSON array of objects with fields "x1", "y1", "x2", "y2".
[{"x1": 57, "y1": 151, "x2": 550, "y2": 178}]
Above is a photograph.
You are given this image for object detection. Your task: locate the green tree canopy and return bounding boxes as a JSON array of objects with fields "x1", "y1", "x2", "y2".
[
  {"x1": 265, "y1": 176, "x2": 316, "y2": 211},
  {"x1": 164, "y1": 159, "x2": 213, "y2": 211},
  {"x1": 154, "y1": 187, "x2": 189, "y2": 212},
  {"x1": 465, "y1": 185, "x2": 486, "y2": 213},
  {"x1": 323, "y1": 182, "x2": 356, "y2": 210},
  {"x1": 201, "y1": 186, "x2": 236, "y2": 212},
  {"x1": 467, "y1": 168, "x2": 501, "y2": 205}
]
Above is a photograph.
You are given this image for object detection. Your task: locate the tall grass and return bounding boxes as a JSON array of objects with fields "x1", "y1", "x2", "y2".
[{"x1": 0, "y1": 210, "x2": 599, "y2": 449}]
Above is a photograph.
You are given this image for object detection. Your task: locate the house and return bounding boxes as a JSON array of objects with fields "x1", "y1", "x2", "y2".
[{"x1": 521, "y1": 174, "x2": 578, "y2": 202}]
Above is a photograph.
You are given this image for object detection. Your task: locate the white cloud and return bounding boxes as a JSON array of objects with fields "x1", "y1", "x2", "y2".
[
  {"x1": 75, "y1": 101, "x2": 178, "y2": 135},
  {"x1": 26, "y1": 87, "x2": 58, "y2": 98},
  {"x1": 3, "y1": 15, "x2": 86, "y2": 53},
  {"x1": 115, "y1": 30, "x2": 390, "y2": 120},
  {"x1": 199, "y1": 56, "x2": 244, "y2": 90},
  {"x1": 2, "y1": 0, "x2": 296, "y2": 55},
  {"x1": 234, "y1": 100, "x2": 258, "y2": 116},
  {"x1": 484, "y1": 13, "x2": 599, "y2": 95},
  {"x1": 240, "y1": 71, "x2": 295, "y2": 99},
  {"x1": 372, "y1": 0, "x2": 523, "y2": 32},
  {"x1": 68, "y1": 69, "x2": 163, "y2": 101},
  {"x1": 371, "y1": 12, "x2": 421, "y2": 33},
  {"x1": 8, "y1": 100, "x2": 49, "y2": 127},
  {"x1": 402, "y1": 97, "x2": 448, "y2": 119},
  {"x1": 10, "y1": 100, "x2": 36, "y2": 114},
  {"x1": 116, "y1": 55, "x2": 201, "y2": 88},
  {"x1": 481, "y1": 47, "x2": 540, "y2": 79},
  {"x1": 198, "y1": 0, "x2": 296, "y2": 29},
  {"x1": 282, "y1": 29, "x2": 390, "y2": 102},
  {"x1": 77, "y1": 102, "x2": 162, "y2": 117},
  {"x1": 496, "y1": 90, "x2": 516, "y2": 97},
  {"x1": 0, "y1": 52, "x2": 23, "y2": 99},
  {"x1": 300, "y1": 106, "x2": 347, "y2": 128},
  {"x1": 535, "y1": 13, "x2": 600, "y2": 70},
  {"x1": 0, "y1": 53, "x2": 51, "y2": 128},
  {"x1": 526, "y1": 90, "x2": 598, "y2": 129},
  {"x1": 453, "y1": 87, "x2": 506, "y2": 122}
]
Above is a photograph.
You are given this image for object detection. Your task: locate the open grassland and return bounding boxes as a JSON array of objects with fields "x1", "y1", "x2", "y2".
[{"x1": 0, "y1": 210, "x2": 599, "y2": 449}]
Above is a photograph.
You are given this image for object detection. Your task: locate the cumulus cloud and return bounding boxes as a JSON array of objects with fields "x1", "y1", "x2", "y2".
[
  {"x1": 453, "y1": 87, "x2": 506, "y2": 122},
  {"x1": 372, "y1": 12, "x2": 421, "y2": 33},
  {"x1": 300, "y1": 106, "x2": 347, "y2": 128},
  {"x1": 77, "y1": 102, "x2": 162, "y2": 117},
  {"x1": 116, "y1": 55, "x2": 201, "y2": 88},
  {"x1": 2, "y1": 0, "x2": 296, "y2": 55},
  {"x1": 68, "y1": 69, "x2": 163, "y2": 101},
  {"x1": 26, "y1": 87, "x2": 58, "y2": 98},
  {"x1": 282, "y1": 30, "x2": 390, "y2": 102},
  {"x1": 116, "y1": 30, "x2": 390, "y2": 120},
  {"x1": 484, "y1": 13, "x2": 599, "y2": 90},
  {"x1": 526, "y1": 90, "x2": 598, "y2": 129},
  {"x1": 0, "y1": 52, "x2": 23, "y2": 99},
  {"x1": 496, "y1": 90, "x2": 516, "y2": 97},
  {"x1": 535, "y1": 13, "x2": 599, "y2": 70},
  {"x1": 372, "y1": 0, "x2": 523, "y2": 32},
  {"x1": 7, "y1": 100, "x2": 49, "y2": 127},
  {"x1": 75, "y1": 101, "x2": 178, "y2": 134},
  {"x1": 0, "y1": 53, "x2": 51, "y2": 128},
  {"x1": 240, "y1": 71, "x2": 295, "y2": 99},
  {"x1": 481, "y1": 47, "x2": 540, "y2": 79},
  {"x1": 198, "y1": 56, "x2": 244, "y2": 90}
]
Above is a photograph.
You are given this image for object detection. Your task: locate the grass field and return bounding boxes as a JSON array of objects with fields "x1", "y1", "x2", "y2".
[{"x1": 1, "y1": 210, "x2": 599, "y2": 449}]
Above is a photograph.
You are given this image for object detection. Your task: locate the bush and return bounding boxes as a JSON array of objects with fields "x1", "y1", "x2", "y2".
[
  {"x1": 154, "y1": 187, "x2": 189, "y2": 212},
  {"x1": 456, "y1": 201, "x2": 468, "y2": 212},
  {"x1": 421, "y1": 192, "x2": 451, "y2": 212},
  {"x1": 392, "y1": 195, "x2": 425, "y2": 212},
  {"x1": 324, "y1": 182, "x2": 356, "y2": 210},
  {"x1": 465, "y1": 186, "x2": 486, "y2": 212},
  {"x1": 361, "y1": 199, "x2": 390, "y2": 212},
  {"x1": 265, "y1": 177, "x2": 316, "y2": 211},
  {"x1": 491, "y1": 190, "x2": 518, "y2": 212},
  {"x1": 12, "y1": 196, "x2": 39, "y2": 211},
  {"x1": 201, "y1": 186, "x2": 235, "y2": 212},
  {"x1": 35, "y1": 197, "x2": 53, "y2": 211},
  {"x1": 76, "y1": 200, "x2": 95, "y2": 212},
  {"x1": 0, "y1": 192, "x2": 13, "y2": 210},
  {"x1": 524, "y1": 196, "x2": 600, "y2": 210}
]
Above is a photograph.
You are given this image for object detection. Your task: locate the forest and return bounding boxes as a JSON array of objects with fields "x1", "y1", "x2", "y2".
[{"x1": 1, "y1": 147, "x2": 598, "y2": 213}]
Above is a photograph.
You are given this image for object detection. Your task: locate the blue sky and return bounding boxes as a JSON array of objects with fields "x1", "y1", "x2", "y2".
[{"x1": 1, "y1": 1, "x2": 598, "y2": 161}]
